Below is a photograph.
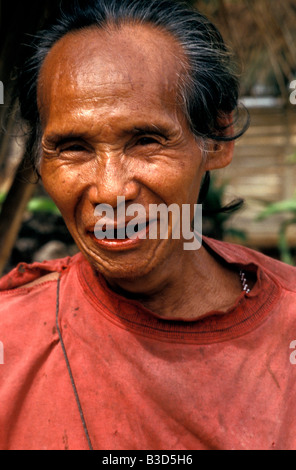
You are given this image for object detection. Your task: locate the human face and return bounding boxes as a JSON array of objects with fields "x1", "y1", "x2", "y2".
[{"x1": 38, "y1": 25, "x2": 208, "y2": 283}]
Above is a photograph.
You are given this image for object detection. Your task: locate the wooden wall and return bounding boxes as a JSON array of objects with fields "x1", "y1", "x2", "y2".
[{"x1": 221, "y1": 104, "x2": 296, "y2": 249}]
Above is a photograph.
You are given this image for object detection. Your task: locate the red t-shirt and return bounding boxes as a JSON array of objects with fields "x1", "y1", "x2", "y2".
[{"x1": 0, "y1": 237, "x2": 296, "y2": 450}]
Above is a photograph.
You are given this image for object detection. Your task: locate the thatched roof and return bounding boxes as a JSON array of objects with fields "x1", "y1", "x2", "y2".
[{"x1": 193, "y1": 0, "x2": 296, "y2": 98}]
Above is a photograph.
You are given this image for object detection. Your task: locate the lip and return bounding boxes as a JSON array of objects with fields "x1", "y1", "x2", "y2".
[{"x1": 88, "y1": 220, "x2": 154, "y2": 252}]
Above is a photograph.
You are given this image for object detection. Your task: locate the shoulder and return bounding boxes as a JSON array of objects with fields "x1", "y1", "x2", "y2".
[
  {"x1": 0, "y1": 253, "x2": 85, "y2": 340},
  {"x1": 0, "y1": 253, "x2": 82, "y2": 292},
  {"x1": 204, "y1": 236, "x2": 296, "y2": 293}
]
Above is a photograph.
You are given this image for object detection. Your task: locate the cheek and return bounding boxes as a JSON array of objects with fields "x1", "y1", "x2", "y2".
[
  {"x1": 40, "y1": 163, "x2": 82, "y2": 217},
  {"x1": 166, "y1": 162, "x2": 204, "y2": 204},
  {"x1": 143, "y1": 154, "x2": 202, "y2": 195}
]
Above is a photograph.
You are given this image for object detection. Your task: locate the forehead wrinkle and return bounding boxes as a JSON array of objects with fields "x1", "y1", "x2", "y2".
[
  {"x1": 40, "y1": 22, "x2": 185, "y2": 81},
  {"x1": 38, "y1": 23, "x2": 189, "y2": 130}
]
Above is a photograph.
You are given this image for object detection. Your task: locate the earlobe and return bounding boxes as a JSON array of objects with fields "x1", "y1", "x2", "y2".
[
  {"x1": 204, "y1": 140, "x2": 234, "y2": 171},
  {"x1": 204, "y1": 111, "x2": 235, "y2": 170}
]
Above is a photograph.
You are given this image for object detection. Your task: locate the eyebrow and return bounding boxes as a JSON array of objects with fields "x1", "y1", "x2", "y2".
[
  {"x1": 43, "y1": 121, "x2": 175, "y2": 147},
  {"x1": 42, "y1": 132, "x2": 86, "y2": 146},
  {"x1": 132, "y1": 125, "x2": 171, "y2": 138}
]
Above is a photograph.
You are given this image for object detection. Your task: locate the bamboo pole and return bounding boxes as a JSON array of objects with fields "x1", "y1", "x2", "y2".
[{"x1": 0, "y1": 155, "x2": 36, "y2": 275}]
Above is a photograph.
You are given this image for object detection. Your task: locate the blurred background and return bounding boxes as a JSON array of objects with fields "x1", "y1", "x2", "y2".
[{"x1": 0, "y1": 0, "x2": 296, "y2": 276}]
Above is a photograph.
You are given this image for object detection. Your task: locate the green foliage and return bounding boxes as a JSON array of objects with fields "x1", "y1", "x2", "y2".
[
  {"x1": 257, "y1": 198, "x2": 296, "y2": 265},
  {"x1": 257, "y1": 199, "x2": 296, "y2": 219},
  {"x1": 286, "y1": 151, "x2": 296, "y2": 165},
  {"x1": 0, "y1": 193, "x2": 61, "y2": 216},
  {"x1": 26, "y1": 197, "x2": 61, "y2": 215}
]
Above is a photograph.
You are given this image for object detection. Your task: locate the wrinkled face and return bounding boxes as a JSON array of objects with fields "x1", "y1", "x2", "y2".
[{"x1": 37, "y1": 24, "x2": 216, "y2": 282}]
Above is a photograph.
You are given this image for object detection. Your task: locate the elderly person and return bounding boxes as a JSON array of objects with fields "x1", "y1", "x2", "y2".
[{"x1": 0, "y1": 0, "x2": 296, "y2": 451}]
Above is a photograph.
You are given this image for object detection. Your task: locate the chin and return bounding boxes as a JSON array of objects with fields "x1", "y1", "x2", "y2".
[
  {"x1": 92, "y1": 257, "x2": 158, "y2": 282},
  {"x1": 76, "y1": 232, "x2": 178, "y2": 286},
  {"x1": 82, "y1": 246, "x2": 169, "y2": 289}
]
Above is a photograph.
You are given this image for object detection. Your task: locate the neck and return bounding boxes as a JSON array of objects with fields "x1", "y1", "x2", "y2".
[{"x1": 105, "y1": 245, "x2": 243, "y2": 320}]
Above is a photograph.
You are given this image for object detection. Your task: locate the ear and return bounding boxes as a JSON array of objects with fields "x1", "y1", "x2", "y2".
[
  {"x1": 204, "y1": 140, "x2": 234, "y2": 171},
  {"x1": 204, "y1": 112, "x2": 235, "y2": 171}
]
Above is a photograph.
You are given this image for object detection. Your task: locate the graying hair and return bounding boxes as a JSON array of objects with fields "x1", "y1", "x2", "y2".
[{"x1": 17, "y1": 0, "x2": 248, "y2": 171}]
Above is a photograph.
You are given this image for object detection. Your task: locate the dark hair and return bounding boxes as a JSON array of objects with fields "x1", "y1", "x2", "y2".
[{"x1": 17, "y1": 0, "x2": 248, "y2": 168}]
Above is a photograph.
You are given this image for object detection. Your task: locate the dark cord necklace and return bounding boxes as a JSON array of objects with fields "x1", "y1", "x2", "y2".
[{"x1": 55, "y1": 276, "x2": 94, "y2": 450}]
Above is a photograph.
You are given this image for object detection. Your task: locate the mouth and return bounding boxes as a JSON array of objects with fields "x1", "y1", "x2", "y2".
[
  {"x1": 88, "y1": 220, "x2": 155, "y2": 251},
  {"x1": 106, "y1": 220, "x2": 149, "y2": 239}
]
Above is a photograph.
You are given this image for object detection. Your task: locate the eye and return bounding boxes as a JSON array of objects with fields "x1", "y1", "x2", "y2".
[
  {"x1": 60, "y1": 143, "x2": 86, "y2": 152},
  {"x1": 136, "y1": 136, "x2": 160, "y2": 146}
]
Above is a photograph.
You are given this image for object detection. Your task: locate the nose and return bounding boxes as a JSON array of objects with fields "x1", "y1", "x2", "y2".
[{"x1": 87, "y1": 155, "x2": 140, "y2": 208}]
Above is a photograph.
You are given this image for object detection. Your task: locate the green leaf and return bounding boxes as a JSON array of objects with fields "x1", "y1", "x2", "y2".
[
  {"x1": 257, "y1": 199, "x2": 296, "y2": 220},
  {"x1": 26, "y1": 197, "x2": 61, "y2": 215}
]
